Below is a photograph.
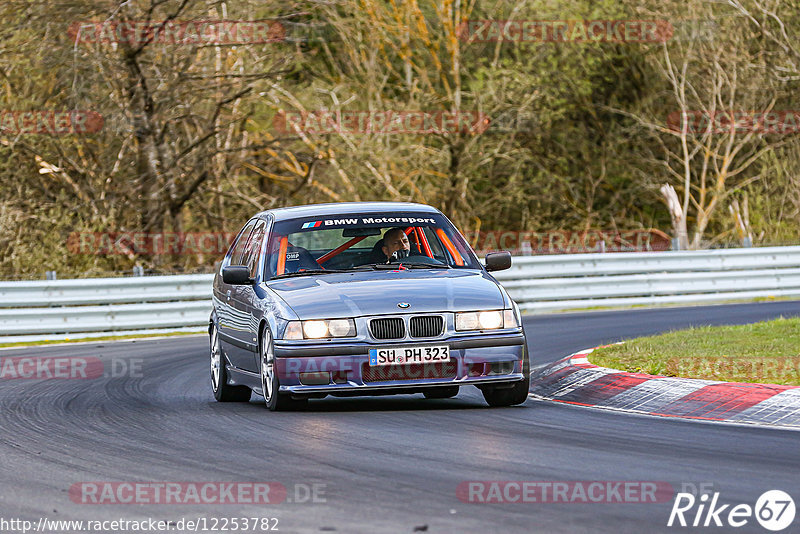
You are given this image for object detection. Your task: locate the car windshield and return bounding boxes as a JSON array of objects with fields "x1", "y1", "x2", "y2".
[{"x1": 265, "y1": 212, "x2": 481, "y2": 277}]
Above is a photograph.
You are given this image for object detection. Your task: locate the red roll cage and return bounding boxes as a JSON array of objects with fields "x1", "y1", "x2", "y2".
[{"x1": 274, "y1": 226, "x2": 450, "y2": 275}]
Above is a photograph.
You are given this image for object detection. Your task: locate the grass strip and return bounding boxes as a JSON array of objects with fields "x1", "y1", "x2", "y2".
[
  {"x1": 589, "y1": 317, "x2": 800, "y2": 386},
  {"x1": 0, "y1": 330, "x2": 204, "y2": 349}
]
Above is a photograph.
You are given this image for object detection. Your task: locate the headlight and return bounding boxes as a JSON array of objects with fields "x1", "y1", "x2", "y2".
[
  {"x1": 303, "y1": 320, "x2": 329, "y2": 339},
  {"x1": 283, "y1": 319, "x2": 356, "y2": 339},
  {"x1": 456, "y1": 309, "x2": 517, "y2": 331},
  {"x1": 327, "y1": 319, "x2": 355, "y2": 337}
]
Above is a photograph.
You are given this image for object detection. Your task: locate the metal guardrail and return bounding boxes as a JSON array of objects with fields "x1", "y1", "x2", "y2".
[
  {"x1": 0, "y1": 275, "x2": 214, "y2": 343},
  {"x1": 0, "y1": 274, "x2": 212, "y2": 307},
  {"x1": 1, "y1": 246, "x2": 799, "y2": 343},
  {"x1": 494, "y1": 246, "x2": 800, "y2": 312}
]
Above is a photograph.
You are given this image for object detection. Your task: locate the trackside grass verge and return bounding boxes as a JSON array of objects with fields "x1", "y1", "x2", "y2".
[
  {"x1": 0, "y1": 330, "x2": 204, "y2": 349},
  {"x1": 589, "y1": 317, "x2": 800, "y2": 386}
]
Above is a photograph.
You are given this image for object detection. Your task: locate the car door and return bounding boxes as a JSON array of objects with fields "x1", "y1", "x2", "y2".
[
  {"x1": 227, "y1": 218, "x2": 268, "y2": 373},
  {"x1": 217, "y1": 219, "x2": 257, "y2": 371}
]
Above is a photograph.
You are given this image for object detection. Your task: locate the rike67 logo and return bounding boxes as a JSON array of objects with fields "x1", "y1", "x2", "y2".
[{"x1": 668, "y1": 490, "x2": 795, "y2": 531}]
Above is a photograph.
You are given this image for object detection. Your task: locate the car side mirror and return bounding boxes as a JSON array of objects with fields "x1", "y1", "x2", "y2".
[
  {"x1": 485, "y1": 251, "x2": 512, "y2": 272},
  {"x1": 222, "y1": 265, "x2": 253, "y2": 285}
]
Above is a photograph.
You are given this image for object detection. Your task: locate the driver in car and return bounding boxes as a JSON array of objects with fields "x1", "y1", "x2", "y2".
[{"x1": 382, "y1": 227, "x2": 411, "y2": 262}]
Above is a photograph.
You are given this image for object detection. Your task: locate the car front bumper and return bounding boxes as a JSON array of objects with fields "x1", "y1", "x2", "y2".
[{"x1": 272, "y1": 332, "x2": 526, "y2": 394}]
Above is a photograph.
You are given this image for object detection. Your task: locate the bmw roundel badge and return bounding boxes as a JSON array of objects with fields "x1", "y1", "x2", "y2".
[{"x1": 397, "y1": 302, "x2": 410, "y2": 309}]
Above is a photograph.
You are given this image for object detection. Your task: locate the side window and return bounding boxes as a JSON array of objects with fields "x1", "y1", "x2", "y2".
[
  {"x1": 244, "y1": 220, "x2": 267, "y2": 278},
  {"x1": 229, "y1": 220, "x2": 257, "y2": 266}
]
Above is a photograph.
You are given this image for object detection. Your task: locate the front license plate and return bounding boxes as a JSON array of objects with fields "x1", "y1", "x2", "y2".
[{"x1": 369, "y1": 345, "x2": 450, "y2": 366}]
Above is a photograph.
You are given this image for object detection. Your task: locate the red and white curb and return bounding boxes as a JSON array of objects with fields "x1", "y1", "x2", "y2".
[{"x1": 529, "y1": 348, "x2": 800, "y2": 429}]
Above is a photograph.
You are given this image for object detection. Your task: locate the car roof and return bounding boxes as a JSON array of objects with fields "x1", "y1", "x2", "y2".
[{"x1": 257, "y1": 202, "x2": 441, "y2": 222}]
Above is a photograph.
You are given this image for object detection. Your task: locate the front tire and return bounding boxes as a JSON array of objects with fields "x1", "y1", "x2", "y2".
[
  {"x1": 260, "y1": 326, "x2": 307, "y2": 411},
  {"x1": 210, "y1": 323, "x2": 251, "y2": 402},
  {"x1": 481, "y1": 353, "x2": 530, "y2": 407}
]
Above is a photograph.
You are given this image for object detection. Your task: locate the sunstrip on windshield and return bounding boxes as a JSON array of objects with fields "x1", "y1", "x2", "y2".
[{"x1": 300, "y1": 217, "x2": 437, "y2": 228}]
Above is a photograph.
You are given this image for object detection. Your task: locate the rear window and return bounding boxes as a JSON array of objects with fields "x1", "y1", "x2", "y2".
[{"x1": 289, "y1": 228, "x2": 382, "y2": 251}]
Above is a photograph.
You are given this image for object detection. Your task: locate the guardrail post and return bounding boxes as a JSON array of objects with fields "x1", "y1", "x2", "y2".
[
  {"x1": 133, "y1": 265, "x2": 144, "y2": 277},
  {"x1": 45, "y1": 271, "x2": 57, "y2": 280}
]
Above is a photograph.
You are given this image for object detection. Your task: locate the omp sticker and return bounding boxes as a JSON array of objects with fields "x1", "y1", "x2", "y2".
[{"x1": 286, "y1": 252, "x2": 300, "y2": 261}]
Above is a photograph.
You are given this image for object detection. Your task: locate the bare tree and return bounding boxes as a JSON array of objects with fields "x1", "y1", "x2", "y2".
[
  {"x1": 0, "y1": 0, "x2": 295, "y2": 273},
  {"x1": 619, "y1": 2, "x2": 796, "y2": 248}
]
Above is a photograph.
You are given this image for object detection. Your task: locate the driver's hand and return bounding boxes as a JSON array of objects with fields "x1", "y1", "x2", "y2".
[{"x1": 389, "y1": 249, "x2": 410, "y2": 262}]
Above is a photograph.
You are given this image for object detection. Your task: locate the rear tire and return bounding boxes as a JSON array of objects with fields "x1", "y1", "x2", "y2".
[
  {"x1": 423, "y1": 386, "x2": 459, "y2": 399},
  {"x1": 261, "y1": 326, "x2": 307, "y2": 412},
  {"x1": 210, "y1": 323, "x2": 251, "y2": 402}
]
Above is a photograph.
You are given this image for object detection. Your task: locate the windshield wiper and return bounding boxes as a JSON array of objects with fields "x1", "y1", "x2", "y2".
[
  {"x1": 346, "y1": 263, "x2": 400, "y2": 271},
  {"x1": 346, "y1": 262, "x2": 450, "y2": 271},
  {"x1": 272, "y1": 269, "x2": 347, "y2": 279},
  {"x1": 399, "y1": 262, "x2": 450, "y2": 269}
]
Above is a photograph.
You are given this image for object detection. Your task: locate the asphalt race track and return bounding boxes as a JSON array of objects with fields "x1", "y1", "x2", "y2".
[{"x1": 1, "y1": 301, "x2": 799, "y2": 534}]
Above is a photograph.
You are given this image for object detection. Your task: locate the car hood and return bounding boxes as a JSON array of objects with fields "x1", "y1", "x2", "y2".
[{"x1": 266, "y1": 269, "x2": 504, "y2": 319}]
